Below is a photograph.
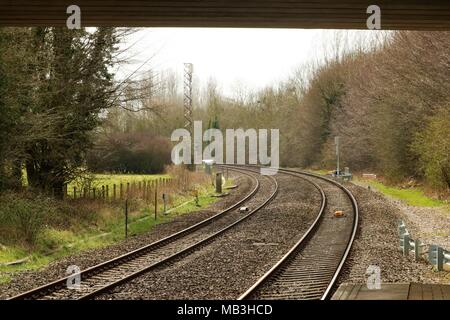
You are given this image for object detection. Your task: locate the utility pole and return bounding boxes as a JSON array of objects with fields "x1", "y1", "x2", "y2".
[{"x1": 335, "y1": 136, "x2": 340, "y2": 176}]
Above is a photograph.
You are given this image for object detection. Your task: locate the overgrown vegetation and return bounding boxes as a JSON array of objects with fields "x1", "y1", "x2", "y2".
[
  {"x1": 411, "y1": 107, "x2": 450, "y2": 190},
  {"x1": 87, "y1": 132, "x2": 172, "y2": 174},
  {"x1": 303, "y1": 32, "x2": 449, "y2": 193},
  {"x1": 0, "y1": 193, "x2": 56, "y2": 246},
  {"x1": 0, "y1": 27, "x2": 226, "y2": 279},
  {"x1": 0, "y1": 168, "x2": 223, "y2": 277}
]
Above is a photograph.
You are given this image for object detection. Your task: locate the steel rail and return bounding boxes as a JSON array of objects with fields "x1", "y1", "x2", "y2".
[
  {"x1": 237, "y1": 166, "x2": 359, "y2": 300},
  {"x1": 76, "y1": 169, "x2": 278, "y2": 300}
]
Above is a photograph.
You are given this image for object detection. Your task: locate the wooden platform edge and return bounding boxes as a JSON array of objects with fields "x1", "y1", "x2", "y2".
[{"x1": 332, "y1": 283, "x2": 450, "y2": 300}]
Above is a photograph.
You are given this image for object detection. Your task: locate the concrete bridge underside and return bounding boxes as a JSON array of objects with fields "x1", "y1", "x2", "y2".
[{"x1": 0, "y1": 1, "x2": 449, "y2": 30}]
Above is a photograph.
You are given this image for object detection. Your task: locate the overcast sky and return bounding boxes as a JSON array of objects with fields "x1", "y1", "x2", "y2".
[{"x1": 118, "y1": 28, "x2": 376, "y2": 97}]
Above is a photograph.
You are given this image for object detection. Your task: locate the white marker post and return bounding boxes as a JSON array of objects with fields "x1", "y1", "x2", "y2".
[{"x1": 335, "y1": 136, "x2": 340, "y2": 176}]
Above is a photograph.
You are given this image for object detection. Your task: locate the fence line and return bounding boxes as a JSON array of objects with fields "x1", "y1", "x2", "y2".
[
  {"x1": 63, "y1": 177, "x2": 176, "y2": 202},
  {"x1": 398, "y1": 220, "x2": 450, "y2": 271}
]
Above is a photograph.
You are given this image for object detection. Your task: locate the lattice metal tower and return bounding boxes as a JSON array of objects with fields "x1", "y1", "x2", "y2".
[{"x1": 183, "y1": 63, "x2": 194, "y2": 133}]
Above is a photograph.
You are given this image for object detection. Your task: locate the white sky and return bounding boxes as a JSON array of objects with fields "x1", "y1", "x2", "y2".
[{"x1": 118, "y1": 28, "x2": 376, "y2": 97}]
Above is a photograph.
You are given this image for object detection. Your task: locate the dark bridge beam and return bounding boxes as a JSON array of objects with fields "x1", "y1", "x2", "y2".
[{"x1": 0, "y1": 1, "x2": 449, "y2": 30}]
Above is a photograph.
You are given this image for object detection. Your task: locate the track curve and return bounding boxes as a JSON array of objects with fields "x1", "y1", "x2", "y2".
[{"x1": 238, "y1": 167, "x2": 358, "y2": 300}]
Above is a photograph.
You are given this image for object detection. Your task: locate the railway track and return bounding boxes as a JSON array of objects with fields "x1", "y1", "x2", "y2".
[
  {"x1": 9, "y1": 166, "x2": 357, "y2": 300},
  {"x1": 9, "y1": 168, "x2": 278, "y2": 300},
  {"x1": 238, "y1": 167, "x2": 358, "y2": 300}
]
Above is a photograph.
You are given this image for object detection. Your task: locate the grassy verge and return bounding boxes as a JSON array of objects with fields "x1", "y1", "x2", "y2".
[
  {"x1": 78, "y1": 173, "x2": 170, "y2": 186},
  {"x1": 21, "y1": 170, "x2": 170, "y2": 189},
  {"x1": 353, "y1": 176, "x2": 448, "y2": 209},
  {"x1": 305, "y1": 167, "x2": 448, "y2": 211},
  {"x1": 66, "y1": 173, "x2": 171, "y2": 197},
  {"x1": 0, "y1": 175, "x2": 230, "y2": 282},
  {"x1": 305, "y1": 168, "x2": 332, "y2": 176},
  {"x1": 0, "y1": 274, "x2": 11, "y2": 285}
]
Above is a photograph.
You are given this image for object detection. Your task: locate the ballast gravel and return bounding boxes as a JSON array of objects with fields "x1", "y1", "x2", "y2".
[{"x1": 95, "y1": 172, "x2": 321, "y2": 300}]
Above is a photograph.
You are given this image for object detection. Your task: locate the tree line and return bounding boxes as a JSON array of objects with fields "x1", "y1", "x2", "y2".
[
  {"x1": 239, "y1": 31, "x2": 449, "y2": 190},
  {"x1": 109, "y1": 31, "x2": 449, "y2": 192},
  {"x1": 3, "y1": 29, "x2": 446, "y2": 198}
]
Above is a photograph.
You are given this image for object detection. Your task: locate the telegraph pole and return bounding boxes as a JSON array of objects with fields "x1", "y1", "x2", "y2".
[{"x1": 335, "y1": 136, "x2": 340, "y2": 176}]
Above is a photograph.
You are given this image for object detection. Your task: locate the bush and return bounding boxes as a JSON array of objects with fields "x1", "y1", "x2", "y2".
[
  {"x1": 87, "y1": 133, "x2": 171, "y2": 174},
  {"x1": 412, "y1": 106, "x2": 450, "y2": 190},
  {"x1": 0, "y1": 193, "x2": 56, "y2": 246}
]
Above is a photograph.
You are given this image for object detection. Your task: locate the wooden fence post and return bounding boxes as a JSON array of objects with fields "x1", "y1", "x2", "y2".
[
  {"x1": 125, "y1": 199, "x2": 128, "y2": 239},
  {"x1": 113, "y1": 184, "x2": 116, "y2": 201},
  {"x1": 143, "y1": 181, "x2": 147, "y2": 200}
]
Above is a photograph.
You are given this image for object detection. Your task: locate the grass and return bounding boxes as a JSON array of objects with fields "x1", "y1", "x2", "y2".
[
  {"x1": 0, "y1": 274, "x2": 11, "y2": 284},
  {"x1": 89, "y1": 173, "x2": 170, "y2": 186},
  {"x1": 354, "y1": 176, "x2": 448, "y2": 209},
  {"x1": 0, "y1": 176, "x2": 229, "y2": 282},
  {"x1": 21, "y1": 169, "x2": 169, "y2": 188},
  {"x1": 305, "y1": 168, "x2": 332, "y2": 175},
  {"x1": 66, "y1": 173, "x2": 171, "y2": 197},
  {"x1": 305, "y1": 167, "x2": 448, "y2": 211}
]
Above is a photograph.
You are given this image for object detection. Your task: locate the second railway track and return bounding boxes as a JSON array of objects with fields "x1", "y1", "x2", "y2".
[{"x1": 238, "y1": 167, "x2": 358, "y2": 300}]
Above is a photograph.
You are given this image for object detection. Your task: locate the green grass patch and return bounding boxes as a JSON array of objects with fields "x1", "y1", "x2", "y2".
[
  {"x1": 66, "y1": 173, "x2": 171, "y2": 197},
  {"x1": 305, "y1": 168, "x2": 332, "y2": 175},
  {"x1": 90, "y1": 173, "x2": 170, "y2": 186},
  {"x1": 0, "y1": 246, "x2": 28, "y2": 267},
  {"x1": 303, "y1": 168, "x2": 447, "y2": 209},
  {"x1": 21, "y1": 169, "x2": 170, "y2": 189},
  {"x1": 0, "y1": 274, "x2": 11, "y2": 284},
  {"x1": 354, "y1": 177, "x2": 448, "y2": 209}
]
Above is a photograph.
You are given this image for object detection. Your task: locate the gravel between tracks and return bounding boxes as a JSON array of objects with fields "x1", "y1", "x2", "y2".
[
  {"x1": 0, "y1": 171, "x2": 254, "y2": 299},
  {"x1": 335, "y1": 182, "x2": 449, "y2": 290},
  {"x1": 95, "y1": 172, "x2": 321, "y2": 300}
]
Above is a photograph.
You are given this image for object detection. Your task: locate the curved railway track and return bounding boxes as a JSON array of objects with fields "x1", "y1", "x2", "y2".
[
  {"x1": 9, "y1": 168, "x2": 278, "y2": 300},
  {"x1": 9, "y1": 165, "x2": 357, "y2": 300},
  {"x1": 238, "y1": 167, "x2": 358, "y2": 300}
]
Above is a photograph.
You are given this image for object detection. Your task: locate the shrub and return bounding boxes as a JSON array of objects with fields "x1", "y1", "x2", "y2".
[
  {"x1": 412, "y1": 106, "x2": 450, "y2": 190},
  {"x1": 87, "y1": 133, "x2": 171, "y2": 174},
  {"x1": 0, "y1": 193, "x2": 56, "y2": 246}
]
